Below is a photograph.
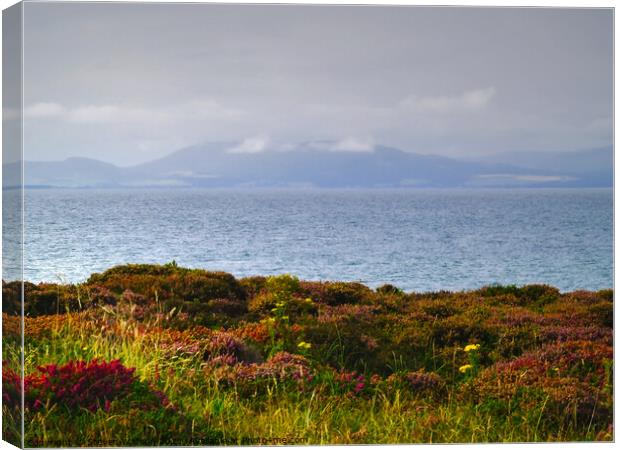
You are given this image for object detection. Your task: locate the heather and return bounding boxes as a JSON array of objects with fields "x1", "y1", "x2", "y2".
[{"x1": 2, "y1": 263, "x2": 614, "y2": 446}]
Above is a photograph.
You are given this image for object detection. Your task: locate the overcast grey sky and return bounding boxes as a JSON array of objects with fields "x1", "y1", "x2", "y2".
[{"x1": 16, "y1": 3, "x2": 613, "y2": 166}]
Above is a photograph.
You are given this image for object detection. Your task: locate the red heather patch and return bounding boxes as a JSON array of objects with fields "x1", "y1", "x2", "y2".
[
  {"x1": 25, "y1": 359, "x2": 136, "y2": 412},
  {"x1": 333, "y1": 370, "x2": 378, "y2": 396},
  {"x1": 2, "y1": 364, "x2": 22, "y2": 409}
]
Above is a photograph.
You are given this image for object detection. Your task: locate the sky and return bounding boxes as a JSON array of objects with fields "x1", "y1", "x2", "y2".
[{"x1": 12, "y1": 3, "x2": 614, "y2": 166}]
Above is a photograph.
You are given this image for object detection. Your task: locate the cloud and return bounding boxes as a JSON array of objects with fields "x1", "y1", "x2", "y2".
[
  {"x1": 68, "y1": 105, "x2": 126, "y2": 123},
  {"x1": 332, "y1": 137, "x2": 374, "y2": 152},
  {"x1": 293, "y1": 138, "x2": 375, "y2": 153},
  {"x1": 18, "y1": 99, "x2": 248, "y2": 165},
  {"x1": 66, "y1": 105, "x2": 169, "y2": 124},
  {"x1": 18, "y1": 99, "x2": 243, "y2": 124},
  {"x1": 4, "y1": 102, "x2": 67, "y2": 120},
  {"x1": 25, "y1": 102, "x2": 67, "y2": 118},
  {"x1": 401, "y1": 87, "x2": 496, "y2": 113},
  {"x1": 228, "y1": 136, "x2": 270, "y2": 154}
]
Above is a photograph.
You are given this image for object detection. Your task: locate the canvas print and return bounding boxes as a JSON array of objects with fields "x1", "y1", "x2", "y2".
[{"x1": 1, "y1": 2, "x2": 614, "y2": 447}]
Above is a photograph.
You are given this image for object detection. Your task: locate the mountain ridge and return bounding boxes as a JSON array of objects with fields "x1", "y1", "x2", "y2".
[{"x1": 3, "y1": 142, "x2": 612, "y2": 189}]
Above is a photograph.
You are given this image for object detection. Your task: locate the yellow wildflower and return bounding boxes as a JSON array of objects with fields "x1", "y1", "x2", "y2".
[
  {"x1": 464, "y1": 343, "x2": 480, "y2": 352},
  {"x1": 459, "y1": 364, "x2": 473, "y2": 373},
  {"x1": 297, "y1": 341, "x2": 312, "y2": 350}
]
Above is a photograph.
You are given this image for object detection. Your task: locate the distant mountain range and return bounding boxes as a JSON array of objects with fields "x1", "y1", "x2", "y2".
[{"x1": 2, "y1": 142, "x2": 613, "y2": 189}]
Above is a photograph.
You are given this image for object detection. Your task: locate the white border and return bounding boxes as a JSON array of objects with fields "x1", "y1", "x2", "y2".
[{"x1": 0, "y1": 1, "x2": 616, "y2": 450}]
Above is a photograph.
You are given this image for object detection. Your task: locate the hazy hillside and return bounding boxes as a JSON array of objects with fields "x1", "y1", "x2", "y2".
[
  {"x1": 4, "y1": 142, "x2": 613, "y2": 189},
  {"x1": 472, "y1": 147, "x2": 612, "y2": 172},
  {"x1": 4, "y1": 157, "x2": 123, "y2": 188},
  {"x1": 467, "y1": 147, "x2": 613, "y2": 187},
  {"x1": 125, "y1": 143, "x2": 493, "y2": 188}
]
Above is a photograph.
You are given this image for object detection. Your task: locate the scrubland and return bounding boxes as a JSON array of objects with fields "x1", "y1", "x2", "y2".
[{"x1": 2, "y1": 263, "x2": 613, "y2": 446}]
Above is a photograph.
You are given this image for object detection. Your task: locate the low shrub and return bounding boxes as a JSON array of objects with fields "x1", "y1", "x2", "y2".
[
  {"x1": 17, "y1": 283, "x2": 83, "y2": 316},
  {"x1": 518, "y1": 284, "x2": 560, "y2": 305},
  {"x1": 23, "y1": 360, "x2": 167, "y2": 413},
  {"x1": 429, "y1": 314, "x2": 497, "y2": 348},
  {"x1": 478, "y1": 284, "x2": 520, "y2": 298},
  {"x1": 120, "y1": 289, "x2": 148, "y2": 305},
  {"x1": 465, "y1": 340, "x2": 612, "y2": 426},
  {"x1": 478, "y1": 284, "x2": 560, "y2": 307},
  {"x1": 322, "y1": 282, "x2": 373, "y2": 306},
  {"x1": 231, "y1": 321, "x2": 271, "y2": 345},
  {"x1": 385, "y1": 369, "x2": 446, "y2": 399},
  {"x1": 588, "y1": 301, "x2": 613, "y2": 328},
  {"x1": 376, "y1": 284, "x2": 404, "y2": 296},
  {"x1": 248, "y1": 274, "x2": 310, "y2": 316},
  {"x1": 86, "y1": 264, "x2": 246, "y2": 304},
  {"x1": 205, "y1": 351, "x2": 314, "y2": 395},
  {"x1": 597, "y1": 289, "x2": 613, "y2": 302},
  {"x1": 205, "y1": 331, "x2": 261, "y2": 364},
  {"x1": 177, "y1": 272, "x2": 246, "y2": 303},
  {"x1": 420, "y1": 299, "x2": 459, "y2": 319},
  {"x1": 239, "y1": 276, "x2": 267, "y2": 299},
  {"x1": 206, "y1": 298, "x2": 248, "y2": 316},
  {"x1": 248, "y1": 292, "x2": 277, "y2": 314},
  {"x1": 2, "y1": 280, "x2": 25, "y2": 315},
  {"x1": 80, "y1": 285, "x2": 117, "y2": 309}
]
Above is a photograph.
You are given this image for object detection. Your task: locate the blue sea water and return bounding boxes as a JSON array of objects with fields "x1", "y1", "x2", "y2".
[{"x1": 14, "y1": 188, "x2": 613, "y2": 292}]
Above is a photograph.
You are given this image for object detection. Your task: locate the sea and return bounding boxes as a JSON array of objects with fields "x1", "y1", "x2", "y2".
[{"x1": 5, "y1": 188, "x2": 613, "y2": 293}]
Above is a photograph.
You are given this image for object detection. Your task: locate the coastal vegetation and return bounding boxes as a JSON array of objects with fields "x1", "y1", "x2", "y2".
[{"x1": 2, "y1": 263, "x2": 614, "y2": 446}]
